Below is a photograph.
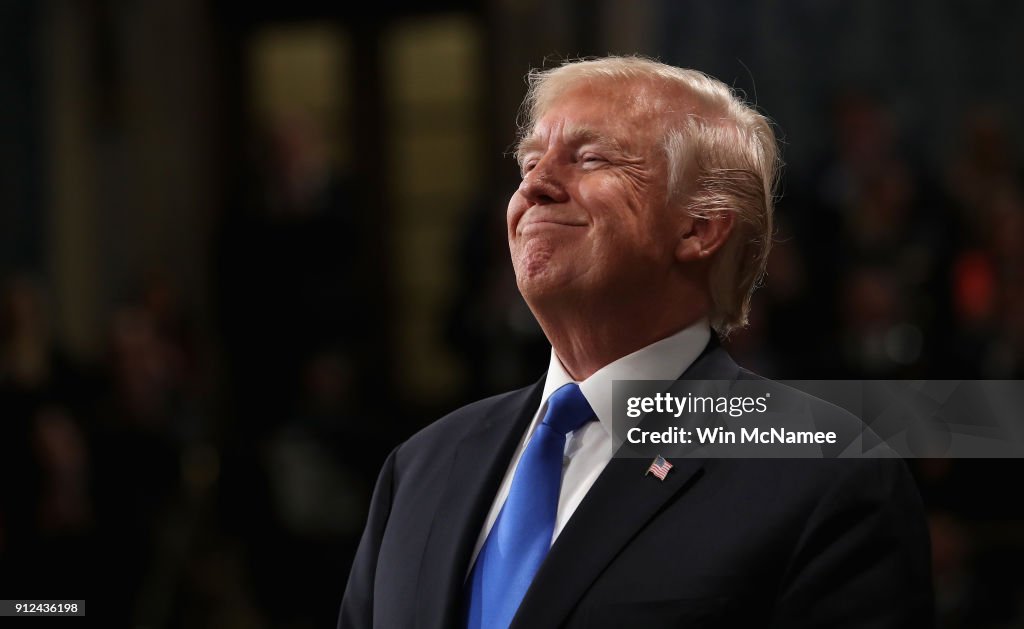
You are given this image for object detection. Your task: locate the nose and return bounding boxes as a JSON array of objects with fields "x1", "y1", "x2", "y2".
[{"x1": 519, "y1": 159, "x2": 570, "y2": 206}]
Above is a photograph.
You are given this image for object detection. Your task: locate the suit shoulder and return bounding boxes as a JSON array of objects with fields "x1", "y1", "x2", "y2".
[{"x1": 735, "y1": 368, "x2": 894, "y2": 457}]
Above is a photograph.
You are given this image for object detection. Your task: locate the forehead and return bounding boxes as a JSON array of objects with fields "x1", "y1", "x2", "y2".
[{"x1": 523, "y1": 78, "x2": 687, "y2": 152}]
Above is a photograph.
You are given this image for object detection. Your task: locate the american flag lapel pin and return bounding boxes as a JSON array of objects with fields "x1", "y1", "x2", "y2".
[{"x1": 645, "y1": 455, "x2": 673, "y2": 481}]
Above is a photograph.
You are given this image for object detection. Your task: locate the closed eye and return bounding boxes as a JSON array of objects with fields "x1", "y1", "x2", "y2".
[{"x1": 520, "y1": 159, "x2": 538, "y2": 176}]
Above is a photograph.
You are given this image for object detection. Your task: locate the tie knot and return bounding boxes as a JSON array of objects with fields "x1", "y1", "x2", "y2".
[{"x1": 541, "y1": 383, "x2": 594, "y2": 436}]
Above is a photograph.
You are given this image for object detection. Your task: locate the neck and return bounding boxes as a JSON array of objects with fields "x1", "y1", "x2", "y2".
[{"x1": 531, "y1": 291, "x2": 709, "y2": 381}]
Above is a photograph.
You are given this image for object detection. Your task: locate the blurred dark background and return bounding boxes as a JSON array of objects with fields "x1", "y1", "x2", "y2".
[{"x1": 1, "y1": 0, "x2": 1023, "y2": 627}]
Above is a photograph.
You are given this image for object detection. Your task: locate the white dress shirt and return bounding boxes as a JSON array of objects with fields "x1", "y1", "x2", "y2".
[{"x1": 467, "y1": 318, "x2": 711, "y2": 571}]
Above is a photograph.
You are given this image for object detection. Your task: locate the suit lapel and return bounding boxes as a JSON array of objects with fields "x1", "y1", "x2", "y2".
[
  {"x1": 415, "y1": 378, "x2": 544, "y2": 629},
  {"x1": 510, "y1": 455, "x2": 704, "y2": 628},
  {"x1": 510, "y1": 341, "x2": 741, "y2": 629}
]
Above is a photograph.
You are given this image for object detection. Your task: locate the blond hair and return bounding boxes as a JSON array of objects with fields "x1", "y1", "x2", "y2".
[{"x1": 517, "y1": 56, "x2": 780, "y2": 335}]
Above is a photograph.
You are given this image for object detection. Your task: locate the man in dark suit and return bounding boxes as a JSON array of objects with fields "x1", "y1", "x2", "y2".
[{"x1": 338, "y1": 56, "x2": 933, "y2": 628}]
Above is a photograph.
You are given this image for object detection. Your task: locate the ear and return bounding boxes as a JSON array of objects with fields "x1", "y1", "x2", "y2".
[{"x1": 675, "y1": 212, "x2": 735, "y2": 263}]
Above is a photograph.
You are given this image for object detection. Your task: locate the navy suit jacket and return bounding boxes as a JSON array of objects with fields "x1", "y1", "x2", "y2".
[{"x1": 338, "y1": 341, "x2": 934, "y2": 628}]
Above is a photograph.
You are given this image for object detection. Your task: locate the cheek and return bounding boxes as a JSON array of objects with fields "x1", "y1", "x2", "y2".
[
  {"x1": 579, "y1": 179, "x2": 673, "y2": 262},
  {"x1": 577, "y1": 175, "x2": 648, "y2": 222}
]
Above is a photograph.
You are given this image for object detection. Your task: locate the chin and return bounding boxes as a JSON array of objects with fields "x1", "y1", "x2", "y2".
[
  {"x1": 515, "y1": 266, "x2": 582, "y2": 306},
  {"x1": 515, "y1": 272, "x2": 557, "y2": 301},
  {"x1": 512, "y1": 242, "x2": 589, "y2": 302}
]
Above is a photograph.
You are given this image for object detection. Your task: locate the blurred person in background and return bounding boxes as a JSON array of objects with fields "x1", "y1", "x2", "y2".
[
  {"x1": 213, "y1": 112, "x2": 383, "y2": 628},
  {"x1": 0, "y1": 275, "x2": 96, "y2": 601},
  {"x1": 446, "y1": 194, "x2": 551, "y2": 400}
]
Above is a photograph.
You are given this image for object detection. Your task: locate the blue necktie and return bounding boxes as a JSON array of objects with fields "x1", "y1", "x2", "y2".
[{"x1": 465, "y1": 383, "x2": 595, "y2": 629}]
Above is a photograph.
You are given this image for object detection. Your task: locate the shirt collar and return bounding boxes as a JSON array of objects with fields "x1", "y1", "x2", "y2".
[{"x1": 539, "y1": 318, "x2": 712, "y2": 437}]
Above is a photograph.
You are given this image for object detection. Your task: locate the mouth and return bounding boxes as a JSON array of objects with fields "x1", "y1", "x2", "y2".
[{"x1": 517, "y1": 218, "x2": 588, "y2": 236}]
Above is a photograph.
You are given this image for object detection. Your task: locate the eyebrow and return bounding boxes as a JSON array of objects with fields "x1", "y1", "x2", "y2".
[{"x1": 516, "y1": 125, "x2": 625, "y2": 166}]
